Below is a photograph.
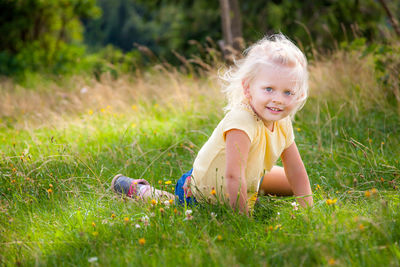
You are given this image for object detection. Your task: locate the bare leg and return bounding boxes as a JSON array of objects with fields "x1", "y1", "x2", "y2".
[
  {"x1": 140, "y1": 186, "x2": 176, "y2": 202},
  {"x1": 258, "y1": 166, "x2": 293, "y2": 196}
]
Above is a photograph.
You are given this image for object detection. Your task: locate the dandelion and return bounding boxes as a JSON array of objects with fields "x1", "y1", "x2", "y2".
[
  {"x1": 47, "y1": 188, "x2": 53, "y2": 194},
  {"x1": 364, "y1": 190, "x2": 371, "y2": 197},
  {"x1": 274, "y1": 224, "x2": 282, "y2": 230},
  {"x1": 381, "y1": 142, "x2": 384, "y2": 145},
  {"x1": 169, "y1": 199, "x2": 174, "y2": 205},
  {"x1": 111, "y1": 213, "x2": 116, "y2": 219},
  {"x1": 88, "y1": 109, "x2": 93, "y2": 115},
  {"x1": 368, "y1": 138, "x2": 372, "y2": 143},
  {"x1": 11, "y1": 179, "x2": 16, "y2": 183},
  {"x1": 159, "y1": 207, "x2": 165, "y2": 214},
  {"x1": 210, "y1": 188, "x2": 216, "y2": 196},
  {"x1": 167, "y1": 153, "x2": 172, "y2": 157},
  {"x1": 124, "y1": 217, "x2": 129, "y2": 222},
  {"x1": 158, "y1": 180, "x2": 162, "y2": 185},
  {"x1": 326, "y1": 199, "x2": 337, "y2": 205},
  {"x1": 138, "y1": 238, "x2": 146, "y2": 245},
  {"x1": 359, "y1": 224, "x2": 365, "y2": 230},
  {"x1": 92, "y1": 231, "x2": 98, "y2": 236},
  {"x1": 12, "y1": 168, "x2": 16, "y2": 173},
  {"x1": 151, "y1": 199, "x2": 157, "y2": 205},
  {"x1": 49, "y1": 184, "x2": 53, "y2": 188},
  {"x1": 328, "y1": 258, "x2": 336, "y2": 265},
  {"x1": 217, "y1": 235, "x2": 223, "y2": 241},
  {"x1": 291, "y1": 201, "x2": 299, "y2": 210},
  {"x1": 100, "y1": 108, "x2": 105, "y2": 113},
  {"x1": 297, "y1": 127, "x2": 301, "y2": 132},
  {"x1": 92, "y1": 222, "x2": 96, "y2": 227},
  {"x1": 165, "y1": 180, "x2": 172, "y2": 185},
  {"x1": 131, "y1": 105, "x2": 138, "y2": 111},
  {"x1": 371, "y1": 188, "x2": 377, "y2": 195},
  {"x1": 132, "y1": 123, "x2": 137, "y2": 128},
  {"x1": 315, "y1": 184, "x2": 321, "y2": 190},
  {"x1": 174, "y1": 208, "x2": 178, "y2": 214}
]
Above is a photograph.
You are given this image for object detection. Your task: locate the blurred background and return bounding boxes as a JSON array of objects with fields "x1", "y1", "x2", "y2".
[{"x1": 1, "y1": 0, "x2": 399, "y2": 82}]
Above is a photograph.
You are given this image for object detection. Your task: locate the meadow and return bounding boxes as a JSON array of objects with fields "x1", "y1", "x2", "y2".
[{"x1": 1, "y1": 44, "x2": 400, "y2": 266}]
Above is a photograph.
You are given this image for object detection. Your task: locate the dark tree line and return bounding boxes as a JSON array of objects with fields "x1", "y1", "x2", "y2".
[{"x1": 0, "y1": 0, "x2": 399, "y2": 76}]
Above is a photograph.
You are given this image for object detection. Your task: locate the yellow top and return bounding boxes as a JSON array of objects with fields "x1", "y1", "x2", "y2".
[{"x1": 190, "y1": 103, "x2": 295, "y2": 209}]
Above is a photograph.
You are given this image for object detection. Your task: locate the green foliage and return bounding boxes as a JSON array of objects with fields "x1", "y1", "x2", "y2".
[{"x1": 0, "y1": 0, "x2": 101, "y2": 76}]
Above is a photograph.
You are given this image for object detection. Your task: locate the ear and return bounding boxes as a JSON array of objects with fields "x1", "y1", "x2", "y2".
[{"x1": 242, "y1": 79, "x2": 251, "y2": 100}]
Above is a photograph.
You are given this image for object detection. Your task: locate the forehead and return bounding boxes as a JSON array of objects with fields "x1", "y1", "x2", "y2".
[{"x1": 251, "y1": 64, "x2": 299, "y2": 88}]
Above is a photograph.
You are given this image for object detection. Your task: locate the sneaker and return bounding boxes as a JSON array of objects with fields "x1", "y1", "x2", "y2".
[{"x1": 111, "y1": 174, "x2": 150, "y2": 198}]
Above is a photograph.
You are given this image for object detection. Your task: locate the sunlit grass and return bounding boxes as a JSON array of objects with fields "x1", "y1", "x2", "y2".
[{"x1": 1, "y1": 48, "x2": 400, "y2": 266}]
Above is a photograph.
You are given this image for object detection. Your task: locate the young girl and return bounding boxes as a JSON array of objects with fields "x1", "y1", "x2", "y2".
[{"x1": 112, "y1": 34, "x2": 313, "y2": 215}]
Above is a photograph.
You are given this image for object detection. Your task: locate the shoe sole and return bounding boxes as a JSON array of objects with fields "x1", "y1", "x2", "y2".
[{"x1": 111, "y1": 174, "x2": 124, "y2": 194}]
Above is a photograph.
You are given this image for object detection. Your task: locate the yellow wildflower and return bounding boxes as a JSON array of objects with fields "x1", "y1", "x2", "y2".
[
  {"x1": 174, "y1": 208, "x2": 178, "y2": 214},
  {"x1": 297, "y1": 128, "x2": 301, "y2": 132},
  {"x1": 151, "y1": 199, "x2": 157, "y2": 205},
  {"x1": 47, "y1": 188, "x2": 53, "y2": 193},
  {"x1": 210, "y1": 188, "x2": 216, "y2": 196},
  {"x1": 138, "y1": 238, "x2": 146, "y2": 245},
  {"x1": 158, "y1": 180, "x2": 162, "y2": 184},
  {"x1": 328, "y1": 258, "x2": 336, "y2": 265},
  {"x1": 159, "y1": 208, "x2": 165, "y2": 214},
  {"x1": 49, "y1": 184, "x2": 53, "y2": 188},
  {"x1": 100, "y1": 108, "x2": 105, "y2": 113},
  {"x1": 326, "y1": 199, "x2": 337, "y2": 205},
  {"x1": 92, "y1": 222, "x2": 96, "y2": 227},
  {"x1": 165, "y1": 181, "x2": 172, "y2": 185},
  {"x1": 371, "y1": 188, "x2": 377, "y2": 195},
  {"x1": 92, "y1": 231, "x2": 98, "y2": 236},
  {"x1": 111, "y1": 213, "x2": 116, "y2": 219},
  {"x1": 88, "y1": 109, "x2": 93, "y2": 115},
  {"x1": 132, "y1": 123, "x2": 136, "y2": 128},
  {"x1": 217, "y1": 235, "x2": 223, "y2": 241},
  {"x1": 131, "y1": 105, "x2": 138, "y2": 111},
  {"x1": 169, "y1": 199, "x2": 174, "y2": 205},
  {"x1": 359, "y1": 224, "x2": 365, "y2": 230},
  {"x1": 364, "y1": 190, "x2": 371, "y2": 197},
  {"x1": 124, "y1": 217, "x2": 129, "y2": 222}
]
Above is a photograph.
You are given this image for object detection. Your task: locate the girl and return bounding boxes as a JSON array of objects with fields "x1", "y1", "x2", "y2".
[{"x1": 112, "y1": 34, "x2": 313, "y2": 215}]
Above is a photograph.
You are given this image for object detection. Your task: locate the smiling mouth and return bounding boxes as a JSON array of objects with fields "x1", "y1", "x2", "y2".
[{"x1": 267, "y1": 107, "x2": 283, "y2": 112}]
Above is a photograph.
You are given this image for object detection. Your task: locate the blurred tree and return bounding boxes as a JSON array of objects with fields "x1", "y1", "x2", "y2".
[{"x1": 0, "y1": 0, "x2": 101, "y2": 75}]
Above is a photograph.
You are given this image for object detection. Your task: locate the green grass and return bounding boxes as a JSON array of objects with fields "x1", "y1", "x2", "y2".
[{"x1": 1, "y1": 68, "x2": 400, "y2": 266}]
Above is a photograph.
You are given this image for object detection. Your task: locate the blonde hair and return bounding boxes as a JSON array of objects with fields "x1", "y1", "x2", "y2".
[{"x1": 221, "y1": 33, "x2": 309, "y2": 118}]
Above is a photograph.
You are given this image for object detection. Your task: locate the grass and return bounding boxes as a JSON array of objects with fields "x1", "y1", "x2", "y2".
[{"x1": 1, "y1": 47, "x2": 400, "y2": 266}]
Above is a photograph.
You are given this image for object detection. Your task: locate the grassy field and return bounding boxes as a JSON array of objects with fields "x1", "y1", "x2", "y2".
[{"x1": 1, "y1": 48, "x2": 400, "y2": 266}]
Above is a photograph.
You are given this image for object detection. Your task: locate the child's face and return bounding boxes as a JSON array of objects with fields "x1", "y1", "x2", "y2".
[{"x1": 243, "y1": 64, "x2": 298, "y2": 130}]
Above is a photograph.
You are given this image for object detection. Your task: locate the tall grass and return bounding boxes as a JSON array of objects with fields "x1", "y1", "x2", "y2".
[{"x1": 0, "y1": 41, "x2": 399, "y2": 266}]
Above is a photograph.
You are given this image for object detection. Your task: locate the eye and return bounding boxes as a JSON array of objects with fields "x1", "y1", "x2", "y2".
[
  {"x1": 264, "y1": 87, "x2": 273, "y2": 92},
  {"x1": 284, "y1": 90, "x2": 293, "y2": 96}
]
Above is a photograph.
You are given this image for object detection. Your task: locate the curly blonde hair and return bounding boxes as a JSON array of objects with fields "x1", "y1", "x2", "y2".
[{"x1": 221, "y1": 33, "x2": 309, "y2": 118}]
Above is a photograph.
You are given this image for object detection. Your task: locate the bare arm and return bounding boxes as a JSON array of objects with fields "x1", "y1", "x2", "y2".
[
  {"x1": 281, "y1": 142, "x2": 313, "y2": 207},
  {"x1": 225, "y1": 129, "x2": 251, "y2": 215}
]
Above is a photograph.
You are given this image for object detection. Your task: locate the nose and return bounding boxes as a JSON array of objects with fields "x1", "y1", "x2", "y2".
[{"x1": 272, "y1": 95, "x2": 284, "y2": 105}]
